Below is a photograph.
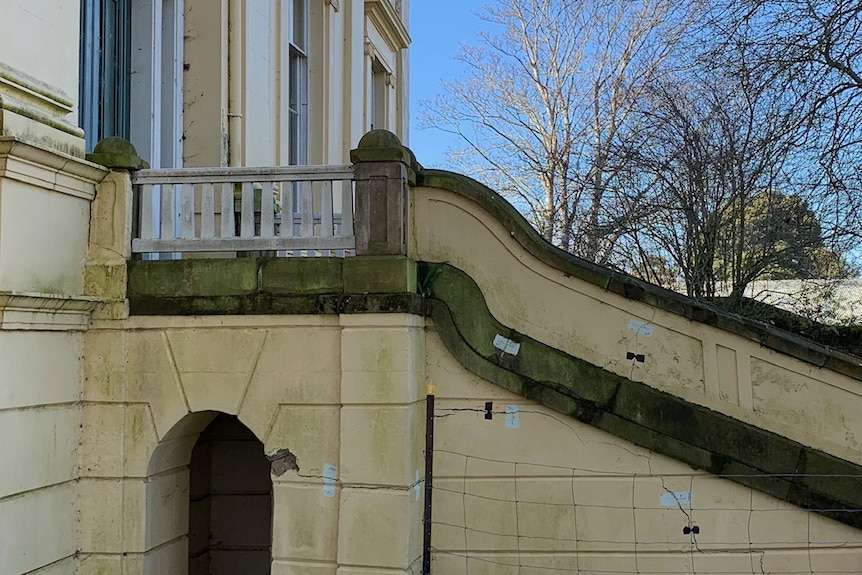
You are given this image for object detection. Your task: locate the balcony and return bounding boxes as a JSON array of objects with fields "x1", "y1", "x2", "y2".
[{"x1": 131, "y1": 164, "x2": 356, "y2": 257}]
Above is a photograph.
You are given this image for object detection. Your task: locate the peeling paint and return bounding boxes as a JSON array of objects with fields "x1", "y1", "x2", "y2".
[
  {"x1": 660, "y1": 490, "x2": 691, "y2": 507},
  {"x1": 628, "y1": 319, "x2": 654, "y2": 337},
  {"x1": 268, "y1": 448, "x2": 299, "y2": 476}
]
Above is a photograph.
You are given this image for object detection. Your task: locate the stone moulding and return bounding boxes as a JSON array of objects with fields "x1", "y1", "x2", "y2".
[
  {"x1": 0, "y1": 62, "x2": 83, "y2": 138},
  {"x1": 416, "y1": 168, "x2": 862, "y2": 382},
  {"x1": 365, "y1": 0, "x2": 411, "y2": 52},
  {"x1": 127, "y1": 256, "x2": 420, "y2": 315},
  {"x1": 0, "y1": 137, "x2": 108, "y2": 200},
  {"x1": 0, "y1": 291, "x2": 100, "y2": 330},
  {"x1": 0, "y1": 63, "x2": 75, "y2": 113}
]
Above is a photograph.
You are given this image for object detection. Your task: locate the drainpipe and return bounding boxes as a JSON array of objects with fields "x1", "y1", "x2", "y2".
[
  {"x1": 422, "y1": 384, "x2": 436, "y2": 575},
  {"x1": 228, "y1": 0, "x2": 243, "y2": 166}
]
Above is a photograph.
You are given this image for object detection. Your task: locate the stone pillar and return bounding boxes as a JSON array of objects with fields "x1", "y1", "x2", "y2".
[
  {"x1": 350, "y1": 129, "x2": 417, "y2": 256},
  {"x1": 84, "y1": 137, "x2": 148, "y2": 319},
  {"x1": 336, "y1": 313, "x2": 426, "y2": 574},
  {"x1": 77, "y1": 137, "x2": 150, "y2": 575}
]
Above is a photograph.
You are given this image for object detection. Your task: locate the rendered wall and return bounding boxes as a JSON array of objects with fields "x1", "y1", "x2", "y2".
[
  {"x1": 184, "y1": 0, "x2": 410, "y2": 168},
  {"x1": 0, "y1": 143, "x2": 105, "y2": 575},
  {"x1": 183, "y1": 0, "x2": 229, "y2": 167},
  {"x1": 0, "y1": 331, "x2": 81, "y2": 575},
  {"x1": 424, "y1": 325, "x2": 862, "y2": 573},
  {"x1": 80, "y1": 313, "x2": 426, "y2": 575},
  {"x1": 78, "y1": 306, "x2": 862, "y2": 574},
  {"x1": 412, "y1": 184, "x2": 862, "y2": 468}
]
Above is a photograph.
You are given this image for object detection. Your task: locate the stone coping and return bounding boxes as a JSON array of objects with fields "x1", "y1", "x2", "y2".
[
  {"x1": 128, "y1": 256, "x2": 418, "y2": 315},
  {"x1": 417, "y1": 169, "x2": 862, "y2": 381}
]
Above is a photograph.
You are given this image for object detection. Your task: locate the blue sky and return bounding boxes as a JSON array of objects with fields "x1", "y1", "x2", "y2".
[{"x1": 408, "y1": 1, "x2": 484, "y2": 169}]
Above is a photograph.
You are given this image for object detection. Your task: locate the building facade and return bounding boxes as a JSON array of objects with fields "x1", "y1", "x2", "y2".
[
  {"x1": 1, "y1": 2, "x2": 411, "y2": 574},
  {"x1": 3, "y1": 2, "x2": 862, "y2": 575}
]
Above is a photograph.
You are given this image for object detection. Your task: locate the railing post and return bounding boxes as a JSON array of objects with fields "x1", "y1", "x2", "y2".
[
  {"x1": 84, "y1": 137, "x2": 148, "y2": 318},
  {"x1": 350, "y1": 130, "x2": 417, "y2": 256}
]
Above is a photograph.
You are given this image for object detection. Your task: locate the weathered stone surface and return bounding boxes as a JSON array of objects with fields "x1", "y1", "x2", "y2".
[
  {"x1": 261, "y1": 258, "x2": 344, "y2": 294},
  {"x1": 129, "y1": 256, "x2": 421, "y2": 314},
  {"x1": 342, "y1": 256, "x2": 416, "y2": 294},
  {"x1": 417, "y1": 168, "x2": 862, "y2": 381},
  {"x1": 349, "y1": 129, "x2": 412, "y2": 166},
  {"x1": 86, "y1": 137, "x2": 149, "y2": 169},
  {"x1": 128, "y1": 259, "x2": 258, "y2": 298},
  {"x1": 421, "y1": 261, "x2": 862, "y2": 529}
]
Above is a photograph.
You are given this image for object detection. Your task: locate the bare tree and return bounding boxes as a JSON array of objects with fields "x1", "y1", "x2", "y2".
[
  {"x1": 613, "y1": 66, "x2": 845, "y2": 301},
  {"x1": 422, "y1": 0, "x2": 701, "y2": 262},
  {"x1": 705, "y1": 0, "x2": 862, "y2": 247},
  {"x1": 709, "y1": 1, "x2": 862, "y2": 107},
  {"x1": 421, "y1": 0, "x2": 859, "y2": 321}
]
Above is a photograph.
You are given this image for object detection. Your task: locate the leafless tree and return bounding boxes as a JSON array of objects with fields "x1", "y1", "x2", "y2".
[
  {"x1": 613, "y1": 65, "x2": 844, "y2": 301},
  {"x1": 422, "y1": 0, "x2": 860, "y2": 320},
  {"x1": 705, "y1": 0, "x2": 862, "y2": 246},
  {"x1": 421, "y1": 0, "x2": 702, "y2": 262}
]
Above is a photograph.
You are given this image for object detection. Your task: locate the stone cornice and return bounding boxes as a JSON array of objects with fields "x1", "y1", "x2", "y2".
[
  {"x1": 0, "y1": 291, "x2": 100, "y2": 330},
  {"x1": 365, "y1": 0, "x2": 411, "y2": 51},
  {"x1": 0, "y1": 63, "x2": 74, "y2": 112},
  {"x1": 0, "y1": 137, "x2": 109, "y2": 200},
  {"x1": 0, "y1": 63, "x2": 83, "y2": 138}
]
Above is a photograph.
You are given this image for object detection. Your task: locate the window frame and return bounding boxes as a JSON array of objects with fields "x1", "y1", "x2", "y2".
[
  {"x1": 284, "y1": 0, "x2": 310, "y2": 167},
  {"x1": 79, "y1": 0, "x2": 132, "y2": 152},
  {"x1": 79, "y1": 0, "x2": 183, "y2": 170}
]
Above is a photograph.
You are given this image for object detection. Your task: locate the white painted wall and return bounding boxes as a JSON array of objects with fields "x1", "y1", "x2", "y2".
[
  {"x1": 0, "y1": 144, "x2": 104, "y2": 575},
  {"x1": 0, "y1": 0, "x2": 80, "y2": 110},
  {"x1": 0, "y1": 332, "x2": 81, "y2": 574}
]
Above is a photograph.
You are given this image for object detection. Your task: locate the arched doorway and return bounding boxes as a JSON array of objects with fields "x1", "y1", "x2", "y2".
[{"x1": 187, "y1": 413, "x2": 273, "y2": 575}]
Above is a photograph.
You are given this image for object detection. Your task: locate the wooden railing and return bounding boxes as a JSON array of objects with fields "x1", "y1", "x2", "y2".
[{"x1": 131, "y1": 165, "x2": 355, "y2": 256}]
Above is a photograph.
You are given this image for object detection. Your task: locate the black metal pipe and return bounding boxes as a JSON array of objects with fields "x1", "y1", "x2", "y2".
[{"x1": 422, "y1": 385, "x2": 436, "y2": 575}]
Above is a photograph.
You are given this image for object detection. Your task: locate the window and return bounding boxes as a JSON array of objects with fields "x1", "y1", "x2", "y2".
[
  {"x1": 79, "y1": 0, "x2": 131, "y2": 152},
  {"x1": 78, "y1": 0, "x2": 183, "y2": 168},
  {"x1": 288, "y1": 0, "x2": 309, "y2": 166},
  {"x1": 370, "y1": 59, "x2": 388, "y2": 131},
  {"x1": 81, "y1": 0, "x2": 184, "y2": 252},
  {"x1": 286, "y1": 0, "x2": 310, "y2": 235}
]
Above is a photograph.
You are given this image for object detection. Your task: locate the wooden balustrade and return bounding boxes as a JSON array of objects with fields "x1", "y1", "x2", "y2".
[{"x1": 131, "y1": 165, "x2": 355, "y2": 256}]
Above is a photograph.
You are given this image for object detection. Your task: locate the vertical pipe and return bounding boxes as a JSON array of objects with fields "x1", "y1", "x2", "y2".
[
  {"x1": 228, "y1": 0, "x2": 243, "y2": 166},
  {"x1": 422, "y1": 384, "x2": 436, "y2": 575}
]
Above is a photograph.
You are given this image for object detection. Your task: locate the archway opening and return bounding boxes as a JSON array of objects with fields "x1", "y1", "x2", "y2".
[{"x1": 188, "y1": 413, "x2": 272, "y2": 575}]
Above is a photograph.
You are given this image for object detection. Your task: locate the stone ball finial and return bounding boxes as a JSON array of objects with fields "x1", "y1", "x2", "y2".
[
  {"x1": 356, "y1": 129, "x2": 403, "y2": 150},
  {"x1": 86, "y1": 137, "x2": 150, "y2": 170}
]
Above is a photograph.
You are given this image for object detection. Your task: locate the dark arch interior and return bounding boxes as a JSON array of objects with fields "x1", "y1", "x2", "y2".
[{"x1": 188, "y1": 413, "x2": 272, "y2": 575}]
